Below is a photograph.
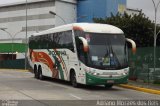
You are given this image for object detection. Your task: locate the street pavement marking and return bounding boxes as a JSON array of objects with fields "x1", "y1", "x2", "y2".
[
  {"x1": 119, "y1": 84, "x2": 160, "y2": 95},
  {"x1": 69, "y1": 93, "x2": 82, "y2": 100}
]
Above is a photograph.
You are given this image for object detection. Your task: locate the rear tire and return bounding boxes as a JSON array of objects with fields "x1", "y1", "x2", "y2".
[
  {"x1": 38, "y1": 66, "x2": 44, "y2": 80},
  {"x1": 70, "y1": 71, "x2": 78, "y2": 87},
  {"x1": 34, "y1": 66, "x2": 38, "y2": 79}
]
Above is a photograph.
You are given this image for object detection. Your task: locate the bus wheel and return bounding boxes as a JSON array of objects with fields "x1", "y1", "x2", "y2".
[
  {"x1": 71, "y1": 71, "x2": 78, "y2": 87},
  {"x1": 104, "y1": 84, "x2": 113, "y2": 89},
  {"x1": 34, "y1": 66, "x2": 38, "y2": 79},
  {"x1": 38, "y1": 66, "x2": 44, "y2": 80}
]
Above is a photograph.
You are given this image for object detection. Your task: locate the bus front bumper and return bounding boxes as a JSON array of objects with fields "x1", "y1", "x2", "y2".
[{"x1": 86, "y1": 73, "x2": 128, "y2": 85}]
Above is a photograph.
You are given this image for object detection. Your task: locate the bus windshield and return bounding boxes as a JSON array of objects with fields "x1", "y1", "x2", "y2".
[{"x1": 82, "y1": 33, "x2": 128, "y2": 70}]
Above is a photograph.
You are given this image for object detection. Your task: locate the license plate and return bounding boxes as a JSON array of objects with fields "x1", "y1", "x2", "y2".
[{"x1": 107, "y1": 80, "x2": 114, "y2": 83}]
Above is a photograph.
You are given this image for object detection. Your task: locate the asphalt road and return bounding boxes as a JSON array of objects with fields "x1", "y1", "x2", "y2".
[{"x1": 0, "y1": 69, "x2": 160, "y2": 106}]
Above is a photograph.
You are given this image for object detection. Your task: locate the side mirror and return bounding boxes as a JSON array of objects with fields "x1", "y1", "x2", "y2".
[
  {"x1": 78, "y1": 37, "x2": 89, "y2": 52},
  {"x1": 126, "y1": 38, "x2": 136, "y2": 54}
]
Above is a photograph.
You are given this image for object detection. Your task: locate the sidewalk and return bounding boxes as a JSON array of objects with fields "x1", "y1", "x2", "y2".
[
  {"x1": 118, "y1": 80, "x2": 160, "y2": 95},
  {"x1": 128, "y1": 80, "x2": 160, "y2": 90}
]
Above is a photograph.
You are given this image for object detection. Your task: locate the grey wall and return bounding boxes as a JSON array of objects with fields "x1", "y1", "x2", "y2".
[{"x1": 0, "y1": 0, "x2": 76, "y2": 40}]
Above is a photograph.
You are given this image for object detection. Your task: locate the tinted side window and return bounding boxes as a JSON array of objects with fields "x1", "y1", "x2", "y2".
[
  {"x1": 47, "y1": 31, "x2": 74, "y2": 51},
  {"x1": 29, "y1": 30, "x2": 74, "y2": 52},
  {"x1": 58, "y1": 31, "x2": 74, "y2": 51},
  {"x1": 29, "y1": 36, "x2": 39, "y2": 49}
]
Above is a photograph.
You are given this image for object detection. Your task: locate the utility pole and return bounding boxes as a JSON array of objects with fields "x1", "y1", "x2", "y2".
[
  {"x1": 25, "y1": 0, "x2": 28, "y2": 70},
  {"x1": 151, "y1": 0, "x2": 160, "y2": 75}
]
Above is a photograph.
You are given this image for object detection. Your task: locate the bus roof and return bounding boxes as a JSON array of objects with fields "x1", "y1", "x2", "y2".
[{"x1": 33, "y1": 23, "x2": 124, "y2": 36}]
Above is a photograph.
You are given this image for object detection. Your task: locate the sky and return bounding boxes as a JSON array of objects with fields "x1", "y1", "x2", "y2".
[
  {"x1": 0, "y1": 0, "x2": 160, "y2": 23},
  {"x1": 127, "y1": 0, "x2": 160, "y2": 24}
]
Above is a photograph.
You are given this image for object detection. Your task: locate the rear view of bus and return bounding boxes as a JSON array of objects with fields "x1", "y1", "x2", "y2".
[{"x1": 73, "y1": 23, "x2": 136, "y2": 88}]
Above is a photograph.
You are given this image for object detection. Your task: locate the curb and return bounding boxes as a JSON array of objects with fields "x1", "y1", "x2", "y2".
[
  {"x1": 17, "y1": 69, "x2": 30, "y2": 72},
  {"x1": 0, "y1": 69, "x2": 30, "y2": 72},
  {"x1": 118, "y1": 84, "x2": 160, "y2": 95}
]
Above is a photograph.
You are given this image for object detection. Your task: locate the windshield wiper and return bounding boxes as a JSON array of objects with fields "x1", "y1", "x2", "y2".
[{"x1": 109, "y1": 42, "x2": 121, "y2": 68}]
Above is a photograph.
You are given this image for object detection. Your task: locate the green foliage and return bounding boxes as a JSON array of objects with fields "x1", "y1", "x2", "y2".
[{"x1": 93, "y1": 12, "x2": 160, "y2": 47}]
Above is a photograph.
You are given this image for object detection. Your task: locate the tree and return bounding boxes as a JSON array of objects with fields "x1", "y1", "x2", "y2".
[{"x1": 93, "y1": 12, "x2": 160, "y2": 47}]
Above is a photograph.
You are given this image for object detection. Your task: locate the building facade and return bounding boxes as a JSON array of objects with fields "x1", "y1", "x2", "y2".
[
  {"x1": 0, "y1": 0, "x2": 77, "y2": 41},
  {"x1": 0, "y1": 0, "x2": 126, "y2": 59},
  {"x1": 0, "y1": 0, "x2": 76, "y2": 59},
  {"x1": 0, "y1": 0, "x2": 127, "y2": 41},
  {"x1": 126, "y1": 8, "x2": 142, "y2": 16},
  {"x1": 77, "y1": 0, "x2": 126, "y2": 22}
]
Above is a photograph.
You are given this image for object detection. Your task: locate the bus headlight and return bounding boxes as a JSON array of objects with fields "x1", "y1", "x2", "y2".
[
  {"x1": 124, "y1": 69, "x2": 129, "y2": 74},
  {"x1": 93, "y1": 72, "x2": 99, "y2": 76},
  {"x1": 88, "y1": 70, "x2": 99, "y2": 76},
  {"x1": 122, "y1": 72, "x2": 126, "y2": 75}
]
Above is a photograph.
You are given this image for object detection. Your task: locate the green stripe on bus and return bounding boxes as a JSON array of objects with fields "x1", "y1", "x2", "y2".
[
  {"x1": 47, "y1": 49, "x2": 64, "y2": 80},
  {"x1": 86, "y1": 72, "x2": 128, "y2": 85}
]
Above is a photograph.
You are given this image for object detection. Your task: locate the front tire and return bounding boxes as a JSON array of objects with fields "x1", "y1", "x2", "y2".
[
  {"x1": 70, "y1": 71, "x2": 78, "y2": 87},
  {"x1": 104, "y1": 84, "x2": 113, "y2": 89}
]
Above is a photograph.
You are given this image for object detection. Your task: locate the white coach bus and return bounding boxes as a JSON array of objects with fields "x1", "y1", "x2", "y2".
[{"x1": 28, "y1": 23, "x2": 136, "y2": 88}]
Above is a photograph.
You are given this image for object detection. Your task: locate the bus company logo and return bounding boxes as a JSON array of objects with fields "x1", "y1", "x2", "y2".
[{"x1": 52, "y1": 50, "x2": 67, "y2": 56}]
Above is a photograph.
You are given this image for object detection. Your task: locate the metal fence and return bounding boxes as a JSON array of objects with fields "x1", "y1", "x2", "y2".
[
  {"x1": 0, "y1": 47, "x2": 159, "y2": 84},
  {"x1": 0, "y1": 59, "x2": 30, "y2": 69},
  {"x1": 129, "y1": 47, "x2": 160, "y2": 84}
]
